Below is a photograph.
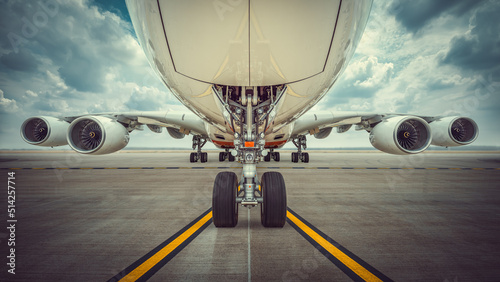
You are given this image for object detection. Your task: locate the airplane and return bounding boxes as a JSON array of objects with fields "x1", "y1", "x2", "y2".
[{"x1": 20, "y1": 0, "x2": 478, "y2": 228}]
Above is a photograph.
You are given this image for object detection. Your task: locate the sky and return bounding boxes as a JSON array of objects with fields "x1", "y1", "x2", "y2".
[{"x1": 0, "y1": 0, "x2": 499, "y2": 150}]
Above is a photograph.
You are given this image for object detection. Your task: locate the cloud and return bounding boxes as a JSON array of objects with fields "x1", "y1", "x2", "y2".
[
  {"x1": 389, "y1": 0, "x2": 486, "y2": 33},
  {"x1": 440, "y1": 2, "x2": 500, "y2": 73},
  {"x1": 125, "y1": 86, "x2": 176, "y2": 111},
  {"x1": 322, "y1": 56, "x2": 394, "y2": 109},
  {"x1": 0, "y1": 89, "x2": 19, "y2": 113},
  {"x1": 0, "y1": 0, "x2": 184, "y2": 148},
  {"x1": 0, "y1": 48, "x2": 40, "y2": 72}
]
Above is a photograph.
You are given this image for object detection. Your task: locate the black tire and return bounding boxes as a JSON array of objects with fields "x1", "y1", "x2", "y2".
[
  {"x1": 264, "y1": 154, "x2": 271, "y2": 162},
  {"x1": 303, "y1": 152, "x2": 309, "y2": 163},
  {"x1": 201, "y1": 152, "x2": 208, "y2": 163},
  {"x1": 219, "y1": 152, "x2": 225, "y2": 162},
  {"x1": 260, "y1": 172, "x2": 287, "y2": 227},
  {"x1": 190, "y1": 152, "x2": 196, "y2": 163},
  {"x1": 213, "y1": 172, "x2": 238, "y2": 227},
  {"x1": 228, "y1": 154, "x2": 235, "y2": 162},
  {"x1": 291, "y1": 152, "x2": 298, "y2": 163},
  {"x1": 274, "y1": 152, "x2": 280, "y2": 162}
]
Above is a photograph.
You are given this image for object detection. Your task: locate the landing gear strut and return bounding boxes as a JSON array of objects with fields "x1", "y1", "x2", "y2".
[
  {"x1": 211, "y1": 85, "x2": 288, "y2": 228},
  {"x1": 291, "y1": 135, "x2": 309, "y2": 163},
  {"x1": 190, "y1": 135, "x2": 207, "y2": 163}
]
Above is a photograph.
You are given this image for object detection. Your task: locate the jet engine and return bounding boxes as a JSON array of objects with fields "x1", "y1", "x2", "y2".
[
  {"x1": 369, "y1": 116, "x2": 431, "y2": 155},
  {"x1": 21, "y1": 116, "x2": 69, "y2": 147},
  {"x1": 430, "y1": 117, "x2": 478, "y2": 147},
  {"x1": 67, "y1": 116, "x2": 129, "y2": 155}
]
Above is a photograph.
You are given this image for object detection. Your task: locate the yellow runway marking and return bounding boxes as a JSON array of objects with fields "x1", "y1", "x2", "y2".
[
  {"x1": 118, "y1": 211, "x2": 213, "y2": 282},
  {"x1": 287, "y1": 211, "x2": 383, "y2": 282}
]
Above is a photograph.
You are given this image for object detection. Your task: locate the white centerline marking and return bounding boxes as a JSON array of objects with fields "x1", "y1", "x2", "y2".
[{"x1": 248, "y1": 209, "x2": 251, "y2": 282}]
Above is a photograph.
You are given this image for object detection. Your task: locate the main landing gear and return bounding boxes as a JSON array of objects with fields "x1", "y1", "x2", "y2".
[
  {"x1": 211, "y1": 85, "x2": 288, "y2": 228},
  {"x1": 263, "y1": 149, "x2": 280, "y2": 162},
  {"x1": 219, "y1": 149, "x2": 235, "y2": 162},
  {"x1": 190, "y1": 135, "x2": 208, "y2": 163},
  {"x1": 291, "y1": 135, "x2": 309, "y2": 163}
]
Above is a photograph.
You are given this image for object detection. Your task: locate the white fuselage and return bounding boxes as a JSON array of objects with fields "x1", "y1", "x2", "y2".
[{"x1": 126, "y1": 0, "x2": 372, "y2": 148}]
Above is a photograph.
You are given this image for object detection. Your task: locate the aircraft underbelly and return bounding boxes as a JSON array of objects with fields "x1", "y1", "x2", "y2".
[
  {"x1": 126, "y1": 0, "x2": 372, "y2": 130},
  {"x1": 159, "y1": 0, "x2": 340, "y2": 86}
]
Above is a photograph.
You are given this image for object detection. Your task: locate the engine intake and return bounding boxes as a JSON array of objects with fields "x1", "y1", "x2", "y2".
[
  {"x1": 21, "y1": 116, "x2": 69, "y2": 147},
  {"x1": 67, "y1": 116, "x2": 129, "y2": 155},
  {"x1": 430, "y1": 117, "x2": 478, "y2": 147},
  {"x1": 369, "y1": 116, "x2": 431, "y2": 155}
]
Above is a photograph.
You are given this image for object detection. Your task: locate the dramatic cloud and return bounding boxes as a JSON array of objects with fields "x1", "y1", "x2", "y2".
[
  {"x1": 389, "y1": 0, "x2": 487, "y2": 33},
  {"x1": 319, "y1": 0, "x2": 500, "y2": 147},
  {"x1": 441, "y1": 2, "x2": 500, "y2": 74},
  {"x1": 323, "y1": 56, "x2": 394, "y2": 107},
  {"x1": 0, "y1": 0, "x2": 183, "y2": 148}
]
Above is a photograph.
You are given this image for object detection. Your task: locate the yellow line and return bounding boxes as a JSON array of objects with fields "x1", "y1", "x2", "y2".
[
  {"x1": 119, "y1": 211, "x2": 212, "y2": 282},
  {"x1": 287, "y1": 211, "x2": 382, "y2": 282}
]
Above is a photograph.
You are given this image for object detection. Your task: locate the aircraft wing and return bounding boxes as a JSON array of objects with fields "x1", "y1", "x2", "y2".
[
  {"x1": 20, "y1": 110, "x2": 208, "y2": 154},
  {"x1": 290, "y1": 110, "x2": 478, "y2": 154},
  {"x1": 291, "y1": 110, "x2": 436, "y2": 136},
  {"x1": 62, "y1": 111, "x2": 208, "y2": 136}
]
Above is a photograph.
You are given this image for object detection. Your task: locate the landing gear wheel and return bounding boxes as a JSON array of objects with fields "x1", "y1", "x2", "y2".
[
  {"x1": 219, "y1": 152, "x2": 225, "y2": 162},
  {"x1": 213, "y1": 172, "x2": 238, "y2": 227},
  {"x1": 273, "y1": 152, "x2": 280, "y2": 162},
  {"x1": 264, "y1": 154, "x2": 271, "y2": 162},
  {"x1": 303, "y1": 152, "x2": 309, "y2": 163},
  {"x1": 291, "y1": 152, "x2": 298, "y2": 163},
  {"x1": 201, "y1": 152, "x2": 208, "y2": 163},
  {"x1": 260, "y1": 172, "x2": 287, "y2": 227},
  {"x1": 228, "y1": 154, "x2": 235, "y2": 162},
  {"x1": 190, "y1": 152, "x2": 196, "y2": 163}
]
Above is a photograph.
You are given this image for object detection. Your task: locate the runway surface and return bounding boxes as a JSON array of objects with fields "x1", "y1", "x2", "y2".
[{"x1": 1, "y1": 151, "x2": 500, "y2": 281}]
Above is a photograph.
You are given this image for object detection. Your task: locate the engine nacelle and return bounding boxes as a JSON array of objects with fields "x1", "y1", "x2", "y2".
[
  {"x1": 21, "y1": 116, "x2": 69, "y2": 147},
  {"x1": 369, "y1": 116, "x2": 431, "y2": 155},
  {"x1": 314, "y1": 127, "x2": 332, "y2": 139},
  {"x1": 430, "y1": 117, "x2": 478, "y2": 147},
  {"x1": 67, "y1": 116, "x2": 129, "y2": 155},
  {"x1": 166, "y1": 127, "x2": 186, "y2": 139}
]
